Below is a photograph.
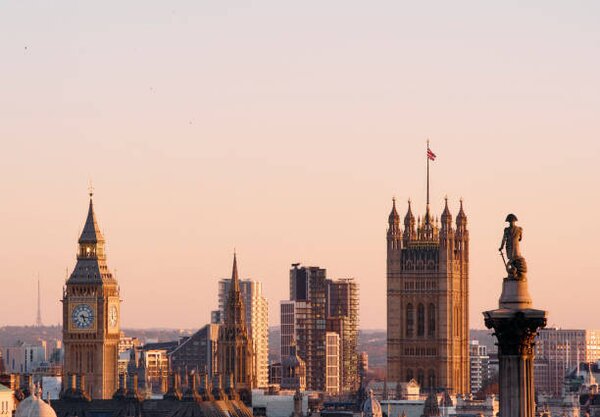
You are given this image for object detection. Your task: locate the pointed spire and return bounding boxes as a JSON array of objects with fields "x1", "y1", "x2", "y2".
[
  {"x1": 225, "y1": 251, "x2": 246, "y2": 327},
  {"x1": 389, "y1": 197, "x2": 400, "y2": 224},
  {"x1": 441, "y1": 196, "x2": 452, "y2": 227},
  {"x1": 231, "y1": 250, "x2": 241, "y2": 295},
  {"x1": 404, "y1": 199, "x2": 415, "y2": 226},
  {"x1": 424, "y1": 203, "x2": 433, "y2": 226},
  {"x1": 79, "y1": 192, "x2": 105, "y2": 244},
  {"x1": 457, "y1": 198, "x2": 467, "y2": 226}
]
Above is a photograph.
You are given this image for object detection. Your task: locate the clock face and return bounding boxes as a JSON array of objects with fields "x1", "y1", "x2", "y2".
[
  {"x1": 108, "y1": 305, "x2": 118, "y2": 328},
  {"x1": 72, "y1": 304, "x2": 94, "y2": 329}
]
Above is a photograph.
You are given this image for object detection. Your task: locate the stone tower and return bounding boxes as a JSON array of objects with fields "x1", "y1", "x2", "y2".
[
  {"x1": 217, "y1": 253, "x2": 255, "y2": 397},
  {"x1": 62, "y1": 192, "x2": 120, "y2": 399},
  {"x1": 387, "y1": 197, "x2": 469, "y2": 394}
]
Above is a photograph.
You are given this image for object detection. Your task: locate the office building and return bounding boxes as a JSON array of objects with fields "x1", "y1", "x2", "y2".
[
  {"x1": 469, "y1": 340, "x2": 489, "y2": 395},
  {"x1": 326, "y1": 278, "x2": 359, "y2": 392}
]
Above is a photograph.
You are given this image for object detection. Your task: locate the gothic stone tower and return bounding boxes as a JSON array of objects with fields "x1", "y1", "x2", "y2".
[
  {"x1": 387, "y1": 198, "x2": 469, "y2": 394},
  {"x1": 62, "y1": 193, "x2": 120, "y2": 399},
  {"x1": 217, "y1": 253, "x2": 255, "y2": 395}
]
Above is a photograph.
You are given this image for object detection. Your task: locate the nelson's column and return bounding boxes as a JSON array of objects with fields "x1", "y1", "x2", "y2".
[
  {"x1": 484, "y1": 214, "x2": 546, "y2": 417},
  {"x1": 62, "y1": 191, "x2": 121, "y2": 399}
]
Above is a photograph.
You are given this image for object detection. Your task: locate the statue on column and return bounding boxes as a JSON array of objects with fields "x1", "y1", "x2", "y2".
[{"x1": 499, "y1": 213, "x2": 527, "y2": 280}]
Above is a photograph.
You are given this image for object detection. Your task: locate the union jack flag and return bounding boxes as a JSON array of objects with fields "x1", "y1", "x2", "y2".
[{"x1": 427, "y1": 146, "x2": 436, "y2": 161}]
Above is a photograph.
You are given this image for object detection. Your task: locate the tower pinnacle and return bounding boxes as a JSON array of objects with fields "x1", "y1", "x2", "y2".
[{"x1": 232, "y1": 251, "x2": 239, "y2": 287}]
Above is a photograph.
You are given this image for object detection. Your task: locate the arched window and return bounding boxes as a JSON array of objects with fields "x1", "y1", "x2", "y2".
[
  {"x1": 428, "y1": 303, "x2": 436, "y2": 337},
  {"x1": 427, "y1": 369, "x2": 436, "y2": 388},
  {"x1": 406, "y1": 304, "x2": 414, "y2": 337},
  {"x1": 417, "y1": 303, "x2": 425, "y2": 336},
  {"x1": 406, "y1": 369, "x2": 414, "y2": 381},
  {"x1": 417, "y1": 369, "x2": 425, "y2": 387}
]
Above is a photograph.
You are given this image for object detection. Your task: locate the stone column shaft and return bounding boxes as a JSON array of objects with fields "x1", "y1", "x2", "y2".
[{"x1": 484, "y1": 309, "x2": 546, "y2": 417}]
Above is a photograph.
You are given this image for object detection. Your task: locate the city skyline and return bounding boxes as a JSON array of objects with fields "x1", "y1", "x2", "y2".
[{"x1": 1, "y1": 2, "x2": 599, "y2": 330}]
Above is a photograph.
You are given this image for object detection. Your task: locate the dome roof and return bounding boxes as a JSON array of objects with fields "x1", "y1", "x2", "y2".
[
  {"x1": 363, "y1": 390, "x2": 382, "y2": 417},
  {"x1": 16, "y1": 395, "x2": 57, "y2": 417}
]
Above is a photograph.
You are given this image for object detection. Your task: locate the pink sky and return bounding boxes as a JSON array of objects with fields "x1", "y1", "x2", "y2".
[{"x1": 0, "y1": 2, "x2": 599, "y2": 330}]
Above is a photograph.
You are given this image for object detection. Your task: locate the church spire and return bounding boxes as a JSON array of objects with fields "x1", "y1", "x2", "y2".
[
  {"x1": 232, "y1": 250, "x2": 240, "y2": 290},
  {"x1": 225, "y1": 252, "x2": 245, "y2": 328}
]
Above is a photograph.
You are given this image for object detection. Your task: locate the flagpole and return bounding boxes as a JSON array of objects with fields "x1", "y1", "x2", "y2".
[{"x1": 426, "y1": 139, "x2": 430, "y2": 206}]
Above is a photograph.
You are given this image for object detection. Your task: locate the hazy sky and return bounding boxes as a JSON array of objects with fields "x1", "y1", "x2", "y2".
[{"x1": 1, "y1": 1, "x2": 599, "y2": 330}]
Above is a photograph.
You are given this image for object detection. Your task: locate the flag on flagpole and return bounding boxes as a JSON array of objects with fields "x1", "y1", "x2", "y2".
[{"x1": 427, "y1": 146, "x2": 436, "y2": 161}]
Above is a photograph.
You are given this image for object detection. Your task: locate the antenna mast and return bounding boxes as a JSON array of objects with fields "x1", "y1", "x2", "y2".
[{"x1": 36, "y1": 275, "x2": 43, "y2": 327}]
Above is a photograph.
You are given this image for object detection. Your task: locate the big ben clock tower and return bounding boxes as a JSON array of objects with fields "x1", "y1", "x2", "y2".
[{"x1": 62, "y1": 191, "x2": 120, "y2": 399}]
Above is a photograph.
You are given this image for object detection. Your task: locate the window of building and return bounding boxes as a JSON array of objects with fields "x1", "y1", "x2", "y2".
[
  {"x1": 428, "y1": 303, "x2": 436, "y2": 337},
  {"x1": 428, "y1": 369, "x2": 436, "y2": 388},
  {"x1": 406, "y1": 304, "x2": 414, "y2": 337},
  {"x1": 417, "y1": 369, "x2": 425, "y2": 387},
  {"x1": 417, "y1": 304, "x2": 425, "y2": 336}
]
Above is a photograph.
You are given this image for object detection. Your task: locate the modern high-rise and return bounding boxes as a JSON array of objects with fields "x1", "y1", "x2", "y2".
[
  {"x1": 216, "y1": 277, "x2": 269, "y2": 388},
  {"x1": 534, "y1": 328, "x2": 600, "y2": 396},
  {"x1": 62, "y1": 192, "x2": 120, "y2": 399},
  {"x1": 281, "y1": 265, "x2": 360, "y2": 393},
  {"x1": 216, "y1": 254, "x2": 255, "y2": 394},
  {"x1": 326, "y1": 278, "x2": 359, "y2": 392},
  {"x1": 387, "y1": 197, "x2": 469, "y2": 394},
  {"x1": 281, "y1": 265, "x2": 327, "y2": 391},
  {"x1": 325, "y1": 332, "x2": 341, "y2": 395},
  {"x1": 469, "y1": 340, "x2": 489, "y2": 395}
]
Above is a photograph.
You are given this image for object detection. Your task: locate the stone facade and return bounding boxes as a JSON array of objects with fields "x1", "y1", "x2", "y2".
[{"x1": 387, "y1": 198, "x2": 470, "y2": 394}]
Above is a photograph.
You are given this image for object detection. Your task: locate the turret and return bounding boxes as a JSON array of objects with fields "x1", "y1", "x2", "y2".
[
  {"x1": 441, "y1": 198, "x2": 452, "y2": 231},
  {"x1": 440, "y1": 198, "x2": 455, "y2": 253},
  {"x1": 387, "y1": 198, "x2": 402, "y2": 251},
  {"x1": 456, "y1": 199, "x2": 467, "y2": 232},
  {"x1": 455, "y1": 199, "x2": 468, "y2": 259},
  {"x1": 403, "y1": 200, "x2": 416, "y2": 244}
]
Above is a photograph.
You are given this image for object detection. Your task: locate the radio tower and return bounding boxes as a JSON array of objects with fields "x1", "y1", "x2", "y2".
[{"x1": 36, "y1": 276, "x2": 43, "y2": 327}]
